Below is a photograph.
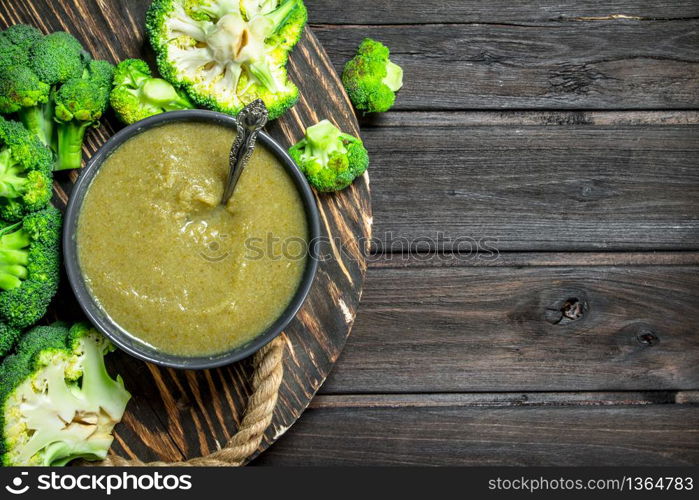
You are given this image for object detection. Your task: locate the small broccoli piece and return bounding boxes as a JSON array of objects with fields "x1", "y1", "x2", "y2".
[
  {"x1": 0, "y1": 117, "x2": 53, "y2": 221},
  {"x1": 0, "y1": 207, "x2": 61, "y2": 328},
  {"x1": 342, "y1": 38, "x2": 404, "y2": 114},
  {"x1": 110, "y1": 58, "x2": 194, "y2": 124},
  {"x1": 0, "y1": 322, "x2": 131, "y2": 466},
  {"x1": 146, "y1": 0, "x2": 307, "y2": 120},
  {"x1": 0, "y1": 322, "x2": 21, "y2": 358},
  {"x1": 289, "y1": 119, "x2": 369, "y2": 192},
  {"x1": 53, "y1": 61, "x2": 114, "y2": 170}
]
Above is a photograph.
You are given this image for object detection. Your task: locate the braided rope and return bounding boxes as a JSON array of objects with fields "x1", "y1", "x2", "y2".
[{"x1": 96, "y1": 335, "x2": 285, "y2": 467}]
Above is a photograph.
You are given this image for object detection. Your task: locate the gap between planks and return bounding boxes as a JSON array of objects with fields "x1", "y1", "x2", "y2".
[
  {"x1": 368, "y1": 252, "x2": 699, "y2": 268},
  {"x1": 310, "y1": 391, "x2": 699, "y2": 409},
  {"x1": 360, "y1": 110, "x2": 699, "y2": 128}
]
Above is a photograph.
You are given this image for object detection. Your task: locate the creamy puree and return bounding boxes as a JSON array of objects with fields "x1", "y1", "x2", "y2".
[{"x1": 78, "y1": 122, "x2": 308, "y2": 356}]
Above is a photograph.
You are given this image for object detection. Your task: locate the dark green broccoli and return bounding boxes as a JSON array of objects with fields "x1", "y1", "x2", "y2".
[
  {"x1": 0, "y1": 207, "x2": 61, "y2": 329},
  {"x1": 146, "y1": 0, "x2": 307, "y2": 120},
  {"x1": 0, "y1": 321, "x2": 21, "y2": 358},
  {"x1": 0, "y1": 25, "x2": 42, "y2": 72},
  {"x1": 342, "y1": 38, "x2": 404, "y2": 114},
  {"x1": 289, "y1": 120, "x2": 369, "y2": 192},
  {"x1": 110, "y1": 58, "x2": 194, "y2": 124},
  {"x1": 0, "y1": 322, "x2": 131, "y2": 466},
  {"x1": 54, "y1": 60, "x2": 114, "y2": 170},
  {"x1": 0, "y1": 25, "x2": 113, "y2": 170},
  {"x1": 0, "y1": 116, "x2": 53, "y2": 221},
  {"x1": 29, "y1": 31, "x2": 88, "y2": 86}
]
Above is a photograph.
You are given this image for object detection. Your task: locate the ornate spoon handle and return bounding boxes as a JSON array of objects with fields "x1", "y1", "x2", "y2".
[{"x1": 221, "y1": 99, "x2": 269, "y2": 205}]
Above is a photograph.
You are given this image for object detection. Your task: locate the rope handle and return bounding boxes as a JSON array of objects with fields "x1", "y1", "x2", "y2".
[{"x1": 95, "y1": 335, "x2": 285, "y2": 467}]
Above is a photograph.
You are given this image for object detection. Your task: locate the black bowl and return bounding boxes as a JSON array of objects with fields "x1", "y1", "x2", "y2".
[{"x1": 63, "y1": 110, "x2": 320, "y2": 369}]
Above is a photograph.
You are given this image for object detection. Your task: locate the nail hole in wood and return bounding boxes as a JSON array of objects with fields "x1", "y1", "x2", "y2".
[
  {"x1": 636, "y1": 330, "x2": 659, "y2": 347},
  {"x1": 545, "y1": 297, "x2": 588, "y2": 325}
]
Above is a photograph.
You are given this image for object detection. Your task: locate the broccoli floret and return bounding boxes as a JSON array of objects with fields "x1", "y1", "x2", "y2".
[
  {"x1": 29, "y1": 32, "x2": 87, "y2": 86},
  {"x1": 0, "y1": 25, "x2": 42, "y2": 73},
  {"x1": 0, "y1": 322, "x2": 131, "y2": 466},
  {"x1": 146, "y1": 0, "x2": 307, "y2": 120},
  {"x1": 0, "y1": 207, "x2": 61, "y2": 329},
  {"x1": 0, "y1": 322, "x2": 21, "y2": 358},
  {"x1": 289, "y1": 120, "x2": 369, "y2": 192},
  {"x1": 53, "y1": 60, "x2": 114, "y2": 170},
  {"x1": 0, "y1": 117, "x2": 53, "y2": 221},
  {"x1": 342, "y1": 38, "x2": 404, "y2": 114},
  {"x1": 110, "y1": 58, "x2": 194, "y2": 124}
]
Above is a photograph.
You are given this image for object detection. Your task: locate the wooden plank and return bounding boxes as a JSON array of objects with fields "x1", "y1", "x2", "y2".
[
  {"x1": 254, "y1": 394, "x2": 699, "y2": 465},
  {"x1": 307, "y1": 1, "x2": 699, "y2": 24},
  {"x1": 362, "y1": 124, "x2": 699, "y2": 252},
  {"x1": 363, "y1": 110, "x2": 699, "y2": 128},
  {"x1": 321, "y1": 260, "x2": 699, "y2": 393},
  {"x1": 313, "y1": 22, "x2": 699, "y2": 110}
]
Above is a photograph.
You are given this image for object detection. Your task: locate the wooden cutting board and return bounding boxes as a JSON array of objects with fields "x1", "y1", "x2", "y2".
[{"x1": 0, "y1": 0, "x2": 371, "y2": 463}]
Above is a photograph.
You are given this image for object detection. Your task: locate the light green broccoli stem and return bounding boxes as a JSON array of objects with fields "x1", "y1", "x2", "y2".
[
  {"x1": 55, "y1": 121, "x2": 90, "y2": 171},
  {"x1": 304, "y1": 120, "x2": 347, "y2": 166},
  {"x1": 0, "y1": 223, "x2": 29, "y2": 290},
  {"x1": 383, "y1": 60, "x2": 404, "y2": 92},
  {"x1": 0, "y1": 149, "x2": 26, "y2": 199},
  {"x1": 263, "y1": 0, "x2": 298, "y2": 32},
  {"x1": 142, "y1": 78, "x2": 192, "y2": 109},
  {"x1": 18, "y1": 101, "x2": 55, "y2": 148}
]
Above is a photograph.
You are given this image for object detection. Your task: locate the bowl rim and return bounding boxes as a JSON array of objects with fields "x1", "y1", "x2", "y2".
[{"x1": 63, "y1": 110, "x2": 320, "y2": 370}]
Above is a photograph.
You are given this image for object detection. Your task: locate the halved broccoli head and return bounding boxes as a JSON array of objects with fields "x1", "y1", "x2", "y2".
[
  {"x1": 0, "y1": 207, "x2": 62, "y2": 328},
  {"x1": 0, "y1": 322, "x2": 131, "y2": 466},
  {"x1": 342, "y1": 38, "x2": 404, "y2": 114},
  {"x1": 146, "y1": 0, "x2": 307, "y2": 120},
  {"x1": 289, "y1": 119, "x2": 369, "y2": 192},
  {"x1": 110, "y1": 58, "x2": 194, "y2": 124},
  {"x1": 0, "y1": 117, "x2": 53, "y2": 221}
]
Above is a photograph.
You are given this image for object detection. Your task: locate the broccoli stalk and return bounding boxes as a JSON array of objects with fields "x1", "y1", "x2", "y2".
[
  {"x1": 0, "y1": 116, "x2": 53, "y2": 221},
  {"x1": 54, "y1": 61, "x2": 114, "y2": 170},
  {"x1": 0, "y1": 322, "x2": 131, "y2": 466},
  {"x1": 342, "y1": 38, "x2": 404, "y2": 114},
  {"x1": 289, "y1": 120, "x2": 369, "y2": 192},
  {"x1": 0, "y1": 207, "x2": 62, "y2": 329},
  {"x1": 146, "y1": 0, "x2": 307, "y2": 120},
  {"x1": 110, "y1": 58, "x2": 194, "y2": 125}
]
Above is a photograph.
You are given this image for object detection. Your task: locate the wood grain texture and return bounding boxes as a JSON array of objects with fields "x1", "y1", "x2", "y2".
[
  {"x1": 321, "y1": 257, "x2": 699, "y2": 393},
  {"x1": 313, "y1": 22, "x2": 699, "y2": 110},
  {"x1": 307, "y1": 0, "x2": 699, "y2": 24},
  {"x1": 0, "y1": 0, "x2": 370, "y2": 463},
  {"x1": 254, "y1": 394, "x2": 699, "y2": 466},
  {"x1": 362, "y1": 123, "x2": 699, "y2": 251}
]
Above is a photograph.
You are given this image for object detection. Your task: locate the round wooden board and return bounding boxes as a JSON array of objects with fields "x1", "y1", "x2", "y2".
[{"x1": 0, "y1": 1, "x2": 371, "y2": 463}]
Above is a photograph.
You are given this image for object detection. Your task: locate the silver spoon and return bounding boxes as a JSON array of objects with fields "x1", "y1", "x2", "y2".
[{"x1": 221, "y1": 99, "x2": 269, "y2": 205}]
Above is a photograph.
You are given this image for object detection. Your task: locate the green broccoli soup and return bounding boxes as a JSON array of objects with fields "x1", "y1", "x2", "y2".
[{"x1": 77, "y1": 122, "x2": 308, "y2": 357}]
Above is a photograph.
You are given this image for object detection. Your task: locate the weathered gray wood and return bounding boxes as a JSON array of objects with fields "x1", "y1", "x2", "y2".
[
  {"x1": 362, "y1": 124, "x2": 699, "y2": 251},
  {"x1": 313, "y1": 22, "x2": 699, "y2": 110},
  {"x1": 308, "y1": 1, "x2": 699, "y2": 24},
  {"x1": 321, "y1": 257, "x2": 699, "y2": 393},
  {"x1": 254, "y1": 394, "x2": 699, "y2": 465}
]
